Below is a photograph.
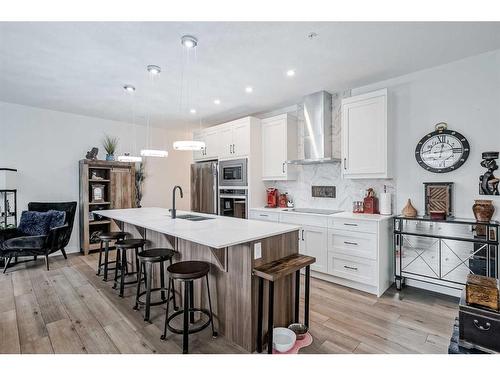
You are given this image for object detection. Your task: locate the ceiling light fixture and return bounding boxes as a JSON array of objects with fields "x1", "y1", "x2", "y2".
[
  {"x1": 123, "y1": 84, "x2": 136, "y2": 93},
  {"x1": 245, "y1": 86, "x2": 253, "y2": 93},
  {"x1": 213, "y1": 99, "x2": 221, "y2": 105},
  {"x1": 286, "y1": 69, "x2": 296, "y2": 77},
  {"x1": 173, "y1": 140, "x2": 205, "y2": 151},
  {"x1": 181, "y1": 35, "x2": 198, "y2": 49},
  {"x1": 118, "y1": 153, "x2": 142, "y2": 162},
  {"x1": 140, "y1": 149, "x2": 168, "y2": 158},
  {"x1": 146, "y1": 65, "x2": 161, "y2": 75},
  {"x1": 190, "y1": 108, "x2": 197, "y2": 114}
]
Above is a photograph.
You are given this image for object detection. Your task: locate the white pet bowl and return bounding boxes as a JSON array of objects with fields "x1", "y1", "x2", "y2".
[{"x1": 273, "y1": 327, "x2": 296, "y2": 353}]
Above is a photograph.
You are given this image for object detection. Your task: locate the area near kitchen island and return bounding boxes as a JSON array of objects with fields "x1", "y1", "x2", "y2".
[{"x1": 96, "y1": 207, "x2": 301, "y2": 352}]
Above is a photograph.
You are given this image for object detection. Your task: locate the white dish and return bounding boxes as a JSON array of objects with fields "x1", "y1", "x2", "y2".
[{"x1": 273, "y1": 327, "x2": 296, "y2": 353}]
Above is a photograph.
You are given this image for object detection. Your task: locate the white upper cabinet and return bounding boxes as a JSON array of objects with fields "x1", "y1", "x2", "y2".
[
  {"x1": 341, "y1": 89, "x2": 390, "y2": 179},
  {"x1": 261, "y1": 114, "x2": 297, "y2": 180},
  {"x1": 230, "y1": 120, "x2": 250, "y2": 157},
  {"x1": 203, "y1": 129, "x2": 220, "y2": 160},
  {"x1": 192, "y1": 130, "x2": 205, "y2": 161}
]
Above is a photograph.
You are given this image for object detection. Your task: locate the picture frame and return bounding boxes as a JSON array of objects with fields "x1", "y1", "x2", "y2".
[
  {"x1": 423, "y1": 182, "x2": 454, "y2": 217},
  {"x1": 91, "y1": 184, "x2": 105, "y2": 203}
]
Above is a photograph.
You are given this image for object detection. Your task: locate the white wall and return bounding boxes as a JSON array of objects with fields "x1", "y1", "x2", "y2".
[
  {"x1": 0, "y1": 101, "x2": 192, "y2": 253},
  {"x1": 351, "y1": 49, "x2": 500, "y2": 220}
]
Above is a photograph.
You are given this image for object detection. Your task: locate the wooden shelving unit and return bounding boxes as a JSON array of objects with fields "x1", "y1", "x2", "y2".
[{"x1": 79, "y1": 159, "x2": 136, "y2": 255}]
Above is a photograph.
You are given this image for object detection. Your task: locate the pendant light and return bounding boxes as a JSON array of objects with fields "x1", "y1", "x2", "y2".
[
  {"x1": 140, "y1": 65, "x2": 169, "y2": 158},
  {"x1": 118, "y1": 85, "x2": 142, "y2": 162},
  {"x1": 173, "y1": 35, "x2": 206, "y2": 151}
]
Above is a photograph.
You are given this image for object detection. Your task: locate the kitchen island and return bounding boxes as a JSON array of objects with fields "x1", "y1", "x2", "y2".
[{"x1": 96, "y1": 207, "x2": 300, "y2": 352}]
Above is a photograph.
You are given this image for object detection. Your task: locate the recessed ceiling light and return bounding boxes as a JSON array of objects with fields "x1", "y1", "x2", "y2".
[
  {"x1": 181, "y1": 35, "x2": 198, "y2": 49},
  {"x1": 308, "y1": 32, "x2": 318, "y2": 39},
  {"x1": 190, "y1": 108, "x2": 197, "y2": 114},
  {"x1": 147, "y1": 65, "x2": 161, "y2": 75},
  {"x1": 286, "y1": 69, "x2": 295, "y2": 77},
  {"x1": 214, "y1": 99, "x2": 221, "y2": 105},
  {"x1": 123, "y1": 84, "x2": 136, "y2": 93},
  {"x1": 245, "y1": 86, "x2": 253, "y2": 93}
]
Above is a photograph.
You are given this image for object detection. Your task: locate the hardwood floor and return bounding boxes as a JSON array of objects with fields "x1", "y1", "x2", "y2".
[{"x1": 0, "y1": 252, "x2": 458, "y2": 354}]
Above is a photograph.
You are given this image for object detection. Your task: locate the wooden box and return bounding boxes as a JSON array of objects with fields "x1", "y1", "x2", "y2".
[
  {"x1": 459, "y1": 291, "x2": 500, "y2": 353},
  {"x1": 466, "y1": 274, "x2": 499, "y2": 311}
]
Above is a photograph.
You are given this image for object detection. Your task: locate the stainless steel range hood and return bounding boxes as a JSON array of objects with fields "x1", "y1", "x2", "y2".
[{"x1": 287, "y1": 91, "x2": 341, "y2": 165}]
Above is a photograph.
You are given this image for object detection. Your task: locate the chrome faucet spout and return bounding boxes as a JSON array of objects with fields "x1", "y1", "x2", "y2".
[{"x1": 171, "y1": 185, "x2": 184, "y2": 219}]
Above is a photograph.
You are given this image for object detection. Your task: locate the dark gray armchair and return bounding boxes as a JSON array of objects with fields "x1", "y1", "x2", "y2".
[{"x1": 0, "y1": 201, "x2": 77, "y2": 272}]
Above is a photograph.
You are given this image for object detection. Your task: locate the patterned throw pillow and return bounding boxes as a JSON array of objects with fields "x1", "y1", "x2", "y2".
[
  {"x1": 47, "y1": 210, "x2": 66, "y2": 229},
  {"x1": 17, "y1": 211, "x2": 53, "y2": 236}
]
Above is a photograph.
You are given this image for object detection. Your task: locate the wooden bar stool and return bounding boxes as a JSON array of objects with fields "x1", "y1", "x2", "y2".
[
  {"x1": 253, "y1": 254, "x2": 315, "y2": 354},
  {"x1": 160, "y1": 260, "x2": 217, "y2": 354},
  {"x1": 133, "y1": 248, "x2": 178, "y2": 322},
  {"x1": 96, "y1": 231, "x2": 126, "y2": 281},
  {"x1": 113, "y1": 238, "x2": 146, "y2": 297}
]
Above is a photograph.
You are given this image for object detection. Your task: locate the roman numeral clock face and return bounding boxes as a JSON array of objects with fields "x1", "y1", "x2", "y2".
[{"x1": 415, "y1": 129, "x2": 470, "y2": 173}]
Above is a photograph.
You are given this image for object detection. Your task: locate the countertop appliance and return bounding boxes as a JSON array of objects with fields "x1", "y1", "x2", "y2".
[
  {"x1": 267, "y1": 187, "x2": 279, "y2": 208},
  {"x1": 219, "y1": 158, "x2": 248, "y2": 187},
  {"x1": 219, "y1": 188, "x2": 248, "y2": 219},
  {"x1": 191, "y1": 161, "x2": 218, "y2": 215}
]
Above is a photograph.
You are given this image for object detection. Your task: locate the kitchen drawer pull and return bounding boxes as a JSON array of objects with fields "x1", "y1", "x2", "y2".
[
  {"x1": 344, "y1": 241, "x2": 358, "y2": 246},
  {"x1": 343, "y1": 223, "x2": 358, "y2": 227},
  {"x1": 473, "y1": 319, "x2": 491, "y2": 331},
  {"x1": 301, "y1": 230, "x2": 305, "y2": 241},
  {"x1": 282, "y1": 162, "x2": 285, "y2": 174},
  {"x1": 343, "y1": 265, "x2": 358, "y2": 271},
  {"x1": 259, "y1": 214, "x2": 269, "y2": 217}
]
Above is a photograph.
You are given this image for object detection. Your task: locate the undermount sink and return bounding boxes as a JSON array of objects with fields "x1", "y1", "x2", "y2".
[
  {"x1": 283, "y1": 208, "x2": 343, "y2": 215},
  {"x1": 175, "y1": 214, "x2": 214, "y2": 221}
]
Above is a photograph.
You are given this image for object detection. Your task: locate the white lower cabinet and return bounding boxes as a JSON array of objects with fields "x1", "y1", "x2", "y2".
[
  {"x1": 327, "y1": 253, "x2": 377, "y2": 286},
  {"x1": 299, "y1": 225, "x2": 328, "y2": 274}
]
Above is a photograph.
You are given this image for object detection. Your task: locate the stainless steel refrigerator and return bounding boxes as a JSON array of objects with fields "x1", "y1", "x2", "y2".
[{"x1": 190, "y1": 161, "x2": 218, "y2": 215}]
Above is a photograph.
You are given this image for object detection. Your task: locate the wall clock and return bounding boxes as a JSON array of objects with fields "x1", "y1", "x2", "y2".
[{"x1": 415, "y1": 122, "x2": 470, "y2": 173}]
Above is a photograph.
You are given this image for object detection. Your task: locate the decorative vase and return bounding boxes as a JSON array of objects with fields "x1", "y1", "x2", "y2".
[
  {"x1": 472, "y1": 199, "x2": 495, "y2": 222},
  {"x1": 402, "y1": 199, "x2": 417, "y2": 218},
  {"x1": 106, "y1": 154, "x2": 115, "y2": 161}
]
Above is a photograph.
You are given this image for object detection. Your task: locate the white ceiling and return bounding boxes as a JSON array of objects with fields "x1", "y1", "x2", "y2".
[{"x1": 1, "y1": 22, "x2": 500, "y2": 129}]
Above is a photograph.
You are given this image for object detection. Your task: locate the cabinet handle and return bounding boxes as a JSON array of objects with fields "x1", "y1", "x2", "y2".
[
  {"x1": 344, "y1": 158, "x2": 347, "y2": 170},
  {"x1": 473, "y1": 319, "x2": 491, "y2": 331},
  {"x1": 282, "y1": 162, "x2": 285, "y2": 174},
  {"x1": 229, "y1": 144, "x2": 232, "y2": 154},
  {"x1": 344, "y1": 223, "x2": 358, "y2": 227},
  {"x1": 344, "y1": 241, "x2": 358, "y2": 246},
  {"x1": 259, "y1": 214, "x2": 269, "y2": 217},
  {"x1": 233, "y1": 143, "x2": 236, "y2": 154},
  {"x1": 344, "y1": 265, "x2": 358, "y2": 271},
  {"x1": 301, "y1": 230, "x2": 305, "y2": 241}
]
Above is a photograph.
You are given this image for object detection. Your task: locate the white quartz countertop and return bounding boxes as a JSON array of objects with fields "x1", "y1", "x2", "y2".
[
  {"x1": 250, "y1": 207, "x2": 393, "y2": 222},
  {"x1": 96, "y1": 207, "x2": 300, "y2": 249}
]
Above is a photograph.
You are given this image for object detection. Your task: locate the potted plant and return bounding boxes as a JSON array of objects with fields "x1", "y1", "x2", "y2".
[{"x1": 102, "y1": 135, "x2": 119, "y2": 161}]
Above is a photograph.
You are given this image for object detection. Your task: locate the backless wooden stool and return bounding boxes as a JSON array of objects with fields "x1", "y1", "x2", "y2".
[{"x1": 253, "y1": 254, "x2": 315, "y2": 354}]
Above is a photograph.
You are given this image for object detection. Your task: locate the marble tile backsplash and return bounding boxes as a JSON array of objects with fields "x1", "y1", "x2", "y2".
[{"x1": 263, "y1": 163, "x2": 395, "y2": 212}]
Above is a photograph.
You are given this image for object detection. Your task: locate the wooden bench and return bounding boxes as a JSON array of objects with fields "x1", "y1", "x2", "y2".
[{"x1": 253, "y1": 253, "x2": 315, "y2": 354}]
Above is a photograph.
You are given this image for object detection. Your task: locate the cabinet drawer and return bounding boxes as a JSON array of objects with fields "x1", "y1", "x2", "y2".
[
  {"x1": 459, "y1": 310, "x2": 500, "y2": 352},
  {"x1": 249, "y1": 210, "x2": 280, "y2": 222},
  {"x1": 280, "y1": 212, "x2": 328, "y2": 227},
  {"x1": 327, "y1": 253, "x2": 377, "y2": 286},
  {"x1": 329, "y1": 229, "x2": 377, "y2": 260},
  {"x1": 328, "y1": 217, "x2": 377, "y2": 234}
]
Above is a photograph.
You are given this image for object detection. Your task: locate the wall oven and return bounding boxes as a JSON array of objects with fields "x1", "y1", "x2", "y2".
[
  {"x1": 219, "y1": 158, "x2": 248, "y2": 187},
  {"x1": 219, "y1": 188, "x2": 248, "y2": 219}
]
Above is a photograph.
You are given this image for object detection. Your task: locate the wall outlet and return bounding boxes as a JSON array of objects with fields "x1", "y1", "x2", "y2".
[{"x1": 254, "y1": 242, "x2": 262, "y2": 260}]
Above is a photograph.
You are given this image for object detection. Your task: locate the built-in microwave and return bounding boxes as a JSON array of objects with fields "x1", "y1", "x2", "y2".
[{"x1": 219, "y1": 158, "x2": 248, "y2": 187}]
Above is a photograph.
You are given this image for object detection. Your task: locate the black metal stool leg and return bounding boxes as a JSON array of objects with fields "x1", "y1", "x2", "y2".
[
  {"x1": 256, "y1": 277, "x2": 263, "y2": 353},
  {"x1": 205, "y1": 274, "x2": 217, "y2": 338},
  {"x1": 170, "y1": 258, "x2": 177, "y2": 310},
  {"x1": 113, "y1": 248, "x2": 121, "y2": 288},
  {"x1": 3, "y1": 255, "x2": 12, "y2": 274},
  {"x1": 144, "y1": 261, "x2": 153, "y2": 321},
  {"x1": 267, "y1": 281, "x2": 274, "y2": 354},
  {"x1": 119, "y1": 249, "x2": 127, "y2": 297},
  {"x1": 295, "y1": 270, "x2": 300, "y2": 323},
  {"x1": 160, "y1": 261, "x2": 166, "y2": 301},
  {"x1": 103, "y1": 240, "x2": 111, "y2": 281},
  {"x1": 183, "y1": 280, "x2": 190, "y2": 354},
  {"x1": 133, "y1": 261, "x2": 143, "y2": 310},
  {"x1": 304, "y1": 265, "x2": 310, "y2": 328},
  {"x1": 161, "y1": 277, "x2": 173, "y2": 340},
  {"x1": 189, "y1": 280, "x2": 195, "y2": 324},
  {"x1": 97, "y1": 240, "x2": 103, "y2": 276}
]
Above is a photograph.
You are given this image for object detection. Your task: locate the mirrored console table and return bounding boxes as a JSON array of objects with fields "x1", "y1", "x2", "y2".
[{"x1": 393, "y1": 216, "x2": 499, "y2": 291}]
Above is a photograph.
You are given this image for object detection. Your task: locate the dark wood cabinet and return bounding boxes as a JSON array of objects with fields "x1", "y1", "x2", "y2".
[{"x1": 79, "y1": 160, "x2": 135, "y2": 254}]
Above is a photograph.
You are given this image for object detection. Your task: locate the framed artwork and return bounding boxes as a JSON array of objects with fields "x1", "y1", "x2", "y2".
[
  {"x1": 91, "y1": 184, "x2": 105, "y2": 203},
  {"x1": 423, "y1": 182, "x2": 453, "y2": 217}
]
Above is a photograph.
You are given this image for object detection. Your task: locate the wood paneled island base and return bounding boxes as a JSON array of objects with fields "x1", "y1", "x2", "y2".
[{"x1": 120, "y1": 221, "x2": 299, "y2": 352}]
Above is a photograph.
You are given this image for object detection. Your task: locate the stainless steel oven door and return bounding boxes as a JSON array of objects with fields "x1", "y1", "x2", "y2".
[{"x1": 219, "y1": 158, "x2": 248, "y2": 187}]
